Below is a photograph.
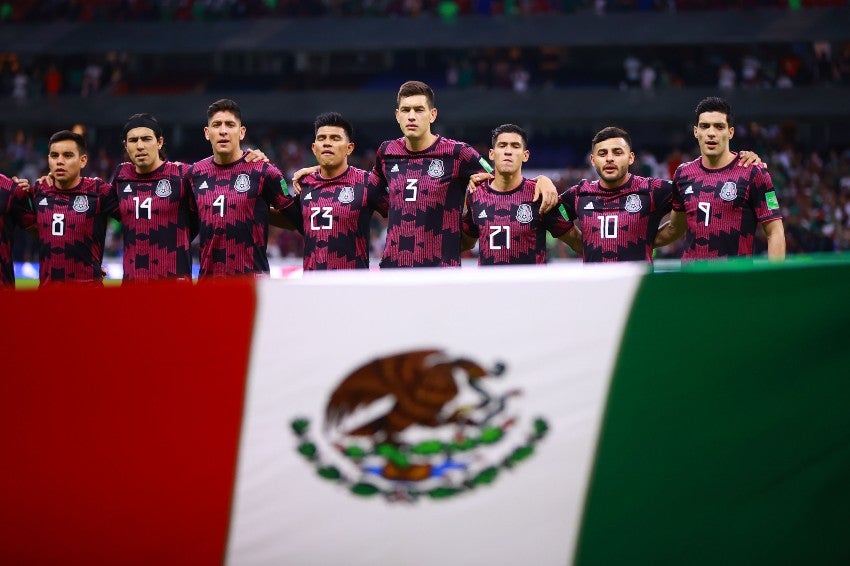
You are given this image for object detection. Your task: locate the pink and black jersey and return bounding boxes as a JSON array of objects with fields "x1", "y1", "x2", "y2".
[
  {"x1": 374, "y1": 136, "x2": 487, "y2": 268},
  {"x1": 463, "y1": 178, "x2": 573, "y2": 265},
  {"x1": 111, "y1": 161, "x2": 196, "y2": 281},
  {"x1": 672, "y1": 156, "x2": 782, "y2": 259},
  {"x1": 0, "y1": 175, "x2": 31, "y2": 287},
  {"x1": 186, "y1": 154, "x2": 298, "y2": 277},
  {"x1": 560, "y1": 175, "x2": 674, "y2": 263},
  {"x1": 298, "y1": 166, "x2": 388, "y2": 271},
  {"x1": 29, "y1": 177, "x2": 115, "y2": 286}
]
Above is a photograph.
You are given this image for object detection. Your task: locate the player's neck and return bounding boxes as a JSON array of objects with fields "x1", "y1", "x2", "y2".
[
  {"x1": 214, "y1": 148, "x2": 243, "y2": 166},
  {"x1": 599, "y1": 173, "x2": 630, "y2": 191},
  {"x1": 701, "y1": 150, "x2": 735, "y2": 170},
  {"x1": 491, "y1": 171, "x2": 522, "y2": 192},
  {"x1": 405, "y1": 132, "x2": 437, "y2": 152},
  {"x1": 135, "y1": 158, "x2": 163, "y2": 175},
  {"x1": 55, "y1": 176, "x2": 81, "y2": 191},
  {"x1": 320, "y1": 162, "x2": 347, "y2": 179}
]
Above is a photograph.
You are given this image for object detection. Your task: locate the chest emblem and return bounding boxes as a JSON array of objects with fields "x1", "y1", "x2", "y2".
[
  {"x1": 516, "y1": 203, "x2": 533, "y2": 224},
  {"x1": 234, "y1": 173, "x2": 251, "y2": 193},
  {"x1": 719, "y1": 182, "x2": 738, "y2": 201},
  {"x1": 624, "y1": 194, "x2": 642, "y2": 213},
  {"x1": 72, "y1": 195, "x2": 89, "y2": 213},
  {"x1": 338, "y1": 186, "x2": 355, "y2": 204},
  {"x1": 155, "y1": 179, "x2": 172, "y2": 197},
  {"x1": 427, "y1": 159, "x2": 445, "y2": 179}
]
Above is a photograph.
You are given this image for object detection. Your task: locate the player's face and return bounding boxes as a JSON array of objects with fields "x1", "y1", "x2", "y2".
[
  {"x1": 311, "y1": 126, "x2": 354, "y2": 171},
  {"x1": 694, "y1": 111, "x2": 734, "y2": 159},
  {"x1": 48, "y1": 140, "x2": 87, "y2": 189},
  {"x1": 124, "y1": 126, "x2": 164, "y2": 173},
  {"x1": 204, "y1": 110, "x2": 246, "y2": 162},
  {"x1": 590, "y1": 137, "x2": 634, "y2": 189},
  {"x1": 489, "y1": 132, "x2": 529, "y2": 176},
  {"x1": 395, "y1": 95, "x2": 437, "y2": 142}
]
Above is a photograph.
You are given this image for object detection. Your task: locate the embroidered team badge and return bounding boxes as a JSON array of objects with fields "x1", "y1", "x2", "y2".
[
  {"x1": 516, "y1": 204, "x2": 533, "y2": 224},
  {"x1": 338, "y1": 186, "x2": 355, "y2": 204},
  {"x1": 427, "y1": 159, "x2": 445, "y2": 179},
  {"x1": 234, "y1": 173, "x2": 251, "y2": 193},
  {"x1": 624, "y1": 194, "x2": 642, "y2": 213},
  {"x1": 719, "y1": 181, "x2": 738, "y2": 201},
  {"x1": 290, "y1": 349, "x2": 548, "y2": 503},
  {"x1": 155, "y1": 179, "x2": 172, "y2": 198},
  {"x1": 72, "y1": 195, "x2": 89, "y2": 212}
]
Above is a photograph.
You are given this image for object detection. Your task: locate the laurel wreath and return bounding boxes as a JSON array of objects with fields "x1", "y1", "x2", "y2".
[{"x1": 290, "y1": 416, "x2": 549, "y2": 501}]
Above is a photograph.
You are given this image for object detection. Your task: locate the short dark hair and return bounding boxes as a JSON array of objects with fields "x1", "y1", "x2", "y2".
[
  {"x1": 314, "y1": 112, "x2": 353, "y2": 141},
  {"x1": 491, "y1": 123, "x2": 528, "y2": 149},
  {"x1": 48, "y1": 130, "x2": 87, "y2": 155},
  {"x1": 592, "y1": 126, "x2": 631, "y2": 150},
  {"x1": 207, "y1": 98, "x2": 242, "y2": 122},
  {"x1": 397, "y1": 81, "x2": 435, "y2": 108},
  {"x1": 694, "y1": 96, "x2": 733, "y2": 128}
]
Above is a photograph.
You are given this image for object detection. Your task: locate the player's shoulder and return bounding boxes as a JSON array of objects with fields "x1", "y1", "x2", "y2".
[
  {"x1": 0, "y1": 173, "x2": 13, "y2": 191},
  {"x1": 111, "y1": 161, "x2": 135, "y2": 181},
  {"x1": 676, "y1": 157, "x2": 701, "y2": 176},
  {"x1": 378, "y1": 138, "x2": 405, "y2": 156},
  {"x1": 187, "y1": 156, "x2": 214, "y2": 174}
]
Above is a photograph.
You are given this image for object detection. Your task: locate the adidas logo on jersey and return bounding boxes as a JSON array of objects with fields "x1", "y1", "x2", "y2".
[
  {"x1": 584, "y1": 202, "x2": 595, "y2": 210},
  {"x1": 391, "y1": 164, "x2": 400, "y2": 173},
  {"x1": 478, "y1": 210, "x2": 488, "y2": 219},
  {"x1": 685, "y1": 186, "x2": 694, "y2": 195},
  {"x1": 303, "y1": 192, "x2": 312, "y2": 200},
  {"x1": 38, "y1": 198, "x2": 48, "y2": 206},
  {"x1": 199, "y1": 181, "x2": 209, "y2": 189},
  {"x1": 123, "y1": 185, "x2": 132, "y2": 193}
]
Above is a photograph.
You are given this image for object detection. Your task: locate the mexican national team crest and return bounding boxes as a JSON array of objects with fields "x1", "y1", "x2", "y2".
[
  {"x1": 291, "y1": 349, "x2": 548, "y2": 503},
  {"x1": 719, "y1": 181, "x2": 738, "y2": 201},
  {"x1": 234, "y1": 173, "x2": 251, "y2": 193},
  {"x1": 624, "y1": 194, "x2": 642, "y2": 213},
  {"x1": 515, "y1": 204, "x2": 534, "y2": 224},
  {"x1": 427, "y1": 159, "x2": 445, "y2": 179},
  {"x1": 338, "y1": 186, "x2": 355, "y2": 204},
  {"x1": 155, "y1": 179, "x2": 172, "y2": 198},
  {"x1": 72, "y1": 195, "x2": 89, "y2": 212}
]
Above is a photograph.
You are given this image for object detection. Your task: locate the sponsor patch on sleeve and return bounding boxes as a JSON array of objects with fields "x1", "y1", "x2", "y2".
[
  {"x1": 765, "y1": 190, "x2": 779, "y2": 210},
  {"x1": 479, "y1": 157, "x2": 494, "y2": 174},
  {"x1": 280, "y1": 178, "x2": 290, "y2": 196}
]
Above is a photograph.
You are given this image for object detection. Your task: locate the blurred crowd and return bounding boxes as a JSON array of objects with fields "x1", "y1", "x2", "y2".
[
  {"x1": 3, "y1": 122, "x2": 849, "y2": 262},
  {"x1": 2, "y1": 0, "x2": 847, "y2": 22}
]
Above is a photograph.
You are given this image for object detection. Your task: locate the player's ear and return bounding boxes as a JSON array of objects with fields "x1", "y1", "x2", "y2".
[
  {"x1": 693, "y1": 126, "x2": 699, "y2": 139},
  {"x1": 429, "y1": 107, "x2": 437, "y2": 123},
  {"x1": 522, "y1": 149, "x2": 530, "y2": 163},
  {"x1": 346, "y1": 142, "x2": 354, "y2": 156},
  {"x1": 204, "y1": 127, "x2": 210, "y2": 141},
  {"x1": 489, "y1": 148, "x2": 495, "y2": 161},
  {"x1": 628, "y1": 151, "x2": 635, "y2": 165},
  {"x1": 728, "y1": 126, "x2": 734, "y2": 140},
  {"x1": 80, "y1": 153, "x2": 88, "y2": 168},
  {"x1": 239, "y1": 126, "x2": 246, "y2": 140}
]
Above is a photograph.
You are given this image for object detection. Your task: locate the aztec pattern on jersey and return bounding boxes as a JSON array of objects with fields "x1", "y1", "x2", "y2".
[
  {"x1": 672, "y1": 156, "x2": 782, "y2": 259},
  {"x1": 463, "y1": 178, "x2": 573, "y2": 265},
  {"x1": 560, "y1": 174, "x2": 674, "y2": 263},
  {"x1": 374, "y1": 136, "x2": 486, "y2": 268},
  {"x1": 298, "y1": 166, "x2": 388, "y2": 270}
]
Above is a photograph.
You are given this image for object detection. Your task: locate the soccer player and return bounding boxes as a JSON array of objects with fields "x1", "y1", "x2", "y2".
[
  {"x1": 112, "y1": 113, "x2": 269, "y2": 281},
  {"x1": 462, "y1": 124, "x2": 581, "y2": 265},
  {"x1": 111, "y1": 113, "x2": 196, "y2": 281},
  {"x1": 560, "y1": 127, "x2": 675, "y2": 263},
  {"x1": 27, "y1": 130, "x2": 114, "y2": 286},
  {"x1": 656, "y1": 97, "x2": 785, "y2": 260},
  {"x1": 292, "y1": 112, "x2": 388, "y2": 270},
  {"x1": 0, "y1": 174, "x2": 32, "y2": 288},
  {"x1": 185, "y1": 99, "x2": 300, "y2": 278}
]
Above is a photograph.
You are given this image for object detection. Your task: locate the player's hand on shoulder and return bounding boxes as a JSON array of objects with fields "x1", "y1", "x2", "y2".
[
  {"x1": 467, "y1": 172, "x2": 493, "y2": 194},
  {"x1": 533, "y1": 175, "x2": 559, "y2": 214},
  {"x1": 291, "y1": 166, "x2": 319, "y2": 195},
  {"x1": 36, "y1": 174, "x2": 55, "y2": 187},
  {"x1": 11, "y1": 176, "x2": 31, "y2": 192},
  {"x1": 737, "y1": 150, "x2": 766, "y2": 169},
  {"x1": 244, "y1": 148, "x2": 270, "y2": 163}
]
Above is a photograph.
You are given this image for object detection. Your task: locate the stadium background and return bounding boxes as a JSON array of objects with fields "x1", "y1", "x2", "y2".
[{"x1": 2, "y1": 0, "x2": 850, "y2": 268}]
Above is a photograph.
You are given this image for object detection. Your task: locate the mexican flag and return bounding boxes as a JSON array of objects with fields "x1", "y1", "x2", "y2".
[{"x1": 2, "y1": 261, "x2": 848, "y2": 565}]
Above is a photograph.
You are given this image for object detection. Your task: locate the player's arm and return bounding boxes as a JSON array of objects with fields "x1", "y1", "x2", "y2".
[
  {"x1": 531, "y1": 175, "x2": 558, "y2": 214},
  {"x1": 290, "y1": 166, "x2": 319, "y2": 195},
  {"x1": 460, "y1": 198, "x2": 479, "y2": 251},
  {"x1": 654, "y1": 210, "x2": 686, "y2": 247},
  {"x1": 762, "y1": 219, "x2": 786, "y2": 260},
  {"x1": 557, "y1": 226, "x2": 583, "y2": 255},
  {"x1": 244, "y1": 148, "x2": 270, "y2": 163},
  {"x1": 737, "y1": 150, "x2": 764, "y2": 168},
  {"x1": 268, "y1": 207, "x2": 300, "y2": 232}
]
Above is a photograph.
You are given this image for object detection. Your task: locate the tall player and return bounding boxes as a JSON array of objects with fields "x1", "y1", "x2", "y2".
[
  {"x1": 655, "y1": 97, "x2": 785, "y2": 259},
  {"x1": 27, "y1": 130, "x2": 114, "y2": 285},
  {"x1": 185, "y1": 99, "x2": 300, "y2": 278},
  {"x1": 0, "y1": 174, "x2": 32, "y2": 288},
  {"x1": 113, "y1": 113, "x2": 269, "y2": 281},
  {"x1": 291, "y1": 112, "x2": 387, "y2": 270},
  {"x1": 462, "y1": 124, "x2": 581, "y2": 265}
]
